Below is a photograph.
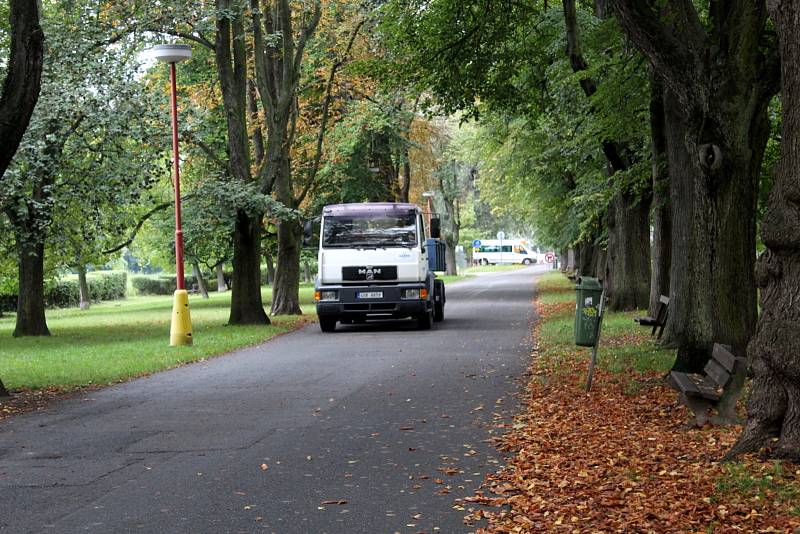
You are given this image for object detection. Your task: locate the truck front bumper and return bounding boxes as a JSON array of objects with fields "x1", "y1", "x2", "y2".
[{"x1": 315, "y1": 283, "x2": 429, "y2": 318}]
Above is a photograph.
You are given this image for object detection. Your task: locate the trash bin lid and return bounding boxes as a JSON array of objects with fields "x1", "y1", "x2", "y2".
[{"x1": 575, "y1": 276, "x2": 602, "y2": 290}]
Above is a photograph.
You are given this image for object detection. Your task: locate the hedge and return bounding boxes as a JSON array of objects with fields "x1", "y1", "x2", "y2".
[
  {"x1": 0, "y1": 272, "x2": 127, "y2": 311},
  {"x1": 132, "y1": 275, "x2": 218, "y2": 296}
]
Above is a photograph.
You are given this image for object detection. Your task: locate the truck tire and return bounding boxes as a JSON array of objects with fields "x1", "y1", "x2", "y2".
[
  {"x1": 417, "y1": 308, "x2": 433, "y2": 330},
  {"x1": 481, "y1": 258, "x2": 489, "y2": 266},
  {"x1": 319, "y1": 316, "x2": 337, "y2": 332},
  {"x1": 522, "y1": 258, "x2": 532, "y2": 265}
]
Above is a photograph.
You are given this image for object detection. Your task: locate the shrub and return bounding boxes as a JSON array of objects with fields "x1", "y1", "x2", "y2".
[
  {"x1": 42, "y1": 271, "x2": 128, "y2": 308},
  {"x1": 132, "y1": 276, "x2": 176, "y2": 296}
]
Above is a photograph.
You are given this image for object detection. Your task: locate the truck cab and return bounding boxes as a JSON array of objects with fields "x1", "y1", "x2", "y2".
[{"x1": 311, "y1": 202, "x2": 446, "y2": 332}]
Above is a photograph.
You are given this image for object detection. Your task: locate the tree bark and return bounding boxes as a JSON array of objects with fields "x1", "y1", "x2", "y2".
[
  {"x1": 605, "y1": 189, "x2": 651, "y2": 311},
  {"x1": 648, "y1": 71, "x2": 671, "y2": 317},
  {"x1": 444, "y1": 239, "x2": 458, "y2": 276},
  {"x1": 192, "y1": 262, "x2": 209, "y2": 299},
  {"x1": 728, "y1": 0, "x2": 800, "y2": 461},
  {"x1": 215, "y1": 262, "x2": 227, "y2": 292},
  {"x1": 612, "y1": 0, "x2": 775, "y2": 371},
  {"x1": 593, "y1": 246, "x2": 607, "y2": 279},
  {"x1": 77, "y1": 264, "x2": 90, "y2": 310},
  {"x1": 662, "y1": 82, "x2": 768, "y2": 371},
  {"x1": 271, "y1": 220, "x2": 302, "y2": 315},
  {"x1": 229, "y1": 211, "x2": 268, "y2": 324},
  {"x1": 399, "y1": 155, "x2": 411, "y2": 203},
  {"x1": 265, "y1": 250, "x2": 275, "y2": 286},
  {"x1": 14, "y1": 240, "x2": 49, "y2": 337},
  {"x1": 0, "y1": 379, "x2": 8, "y2": 397},
  {"x1": 215, "y1": 0, "x2": 268, "y2": 325},
  {"x1": 577, "y1": 237, "x2": 595, "y2": 276},
  {"x1": 0, "y1": 0, "x2": 44, "y2": 176}
]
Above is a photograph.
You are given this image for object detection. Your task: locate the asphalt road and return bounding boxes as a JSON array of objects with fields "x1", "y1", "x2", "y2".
[{"x1": 0, "y1": 266, "x2": 544, "y2": 533}]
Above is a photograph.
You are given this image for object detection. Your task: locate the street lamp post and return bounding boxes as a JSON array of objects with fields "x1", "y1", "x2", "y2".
[{"x1": 149, "y1": 44, "x2": 193, "y2": 347}]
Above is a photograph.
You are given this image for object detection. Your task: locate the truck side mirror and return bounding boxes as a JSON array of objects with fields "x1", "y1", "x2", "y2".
[
  {"x1": 430, "y1": 217, "x2": 441, "y2": 239},
  {"x1": 303, "y1": 217, "x2": 320, "y2": 248}
]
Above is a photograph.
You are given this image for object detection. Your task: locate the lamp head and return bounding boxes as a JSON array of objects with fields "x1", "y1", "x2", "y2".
[{"x1": 148, "y1": 44, "x2": 192, "y2": 64}]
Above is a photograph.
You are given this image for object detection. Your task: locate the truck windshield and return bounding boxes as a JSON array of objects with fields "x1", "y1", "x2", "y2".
[{"x1": 322, "y1": 214, "x2": 418, "y2": 248}]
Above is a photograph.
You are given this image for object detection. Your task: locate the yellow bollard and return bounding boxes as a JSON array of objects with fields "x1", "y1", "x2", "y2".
[{"x1": 170, "y1": 289, "x2": 193, "y2": 346}]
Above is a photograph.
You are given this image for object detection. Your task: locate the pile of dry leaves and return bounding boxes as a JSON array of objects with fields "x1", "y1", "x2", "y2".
[{"x1": 462, "y1": 302, "x2": 800, "y2": 533}]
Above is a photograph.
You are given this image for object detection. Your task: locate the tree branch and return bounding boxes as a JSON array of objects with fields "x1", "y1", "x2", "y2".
[
  {"x1": 296, "y1": 17, "x2": 366, "y2": 206},
  {"x1": 610, "y1": 0, "x2": 704, "y2": 103},
  {"x1": 101, "y1": 195, "x2": 194, "y2": 254}
]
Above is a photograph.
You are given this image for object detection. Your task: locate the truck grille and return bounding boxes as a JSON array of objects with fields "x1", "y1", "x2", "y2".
[{"x1": 342, "y1": 266, "x2": 397, "y2": 281}]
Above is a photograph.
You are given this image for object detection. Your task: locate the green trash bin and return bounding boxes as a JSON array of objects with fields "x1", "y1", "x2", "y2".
[{"x1": 575, "y1": 276, "x2": 603, "y2": 347}]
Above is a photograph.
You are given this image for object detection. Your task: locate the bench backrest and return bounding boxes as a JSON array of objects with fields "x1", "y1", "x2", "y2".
[{"x1": 704, "y1": 343, "x2": 740, "y2": 387}]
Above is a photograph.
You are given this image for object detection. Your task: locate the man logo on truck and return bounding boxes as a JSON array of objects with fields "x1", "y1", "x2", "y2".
[{"x1": 359, "y1": 267, "x2": 381, "y2": 280}]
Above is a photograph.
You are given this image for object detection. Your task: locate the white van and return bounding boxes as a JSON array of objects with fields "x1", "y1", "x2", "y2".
[{"x1": 472, "y1": 239, "x2": 535, "y2": 265}]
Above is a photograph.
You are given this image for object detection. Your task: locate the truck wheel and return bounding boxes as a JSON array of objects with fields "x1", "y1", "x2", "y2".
[
  {"x1": 417, "y1": 308, "x2": 433, "y2": 330},
  {"x1": 319, "y1": 316, "x2": 337, "y2": 332},
  {"x1": 433, "y1": 281, "x2": 445, "y2": 322},
  {"x1": 522, "y1": 258, "x2": 532, "y2": 265},
  {"x1": 481, "y1": 258, "x2": 489, "y2": 266}
]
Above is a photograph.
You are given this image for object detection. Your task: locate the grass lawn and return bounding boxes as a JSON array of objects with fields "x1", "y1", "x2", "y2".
[
  {"x1": 435, "y1": 273, "x2": 471, "y2": 284},
  {"x1": 0, "y1": 286, "x2": 316, "y2": 391},
  {"x1": 462, "y1": 263, "x2": 528, "y2": 273},
  {"x1": 536, "y1": 271, "x2": 675, "y2": 378}
]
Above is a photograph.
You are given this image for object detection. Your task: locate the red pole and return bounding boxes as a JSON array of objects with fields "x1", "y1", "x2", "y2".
[{"x1": 169, "y1": 62, "x2": 185, "y2": 291}]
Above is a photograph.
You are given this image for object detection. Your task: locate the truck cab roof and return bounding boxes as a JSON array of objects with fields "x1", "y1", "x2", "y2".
[{"x1": 322, "y1": 202, "x2": 421, "y2": 217}]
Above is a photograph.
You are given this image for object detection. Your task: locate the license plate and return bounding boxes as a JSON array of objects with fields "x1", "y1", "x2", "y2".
[{"x1": 357, "y1": 291, "x2": 383, "y2": 299}]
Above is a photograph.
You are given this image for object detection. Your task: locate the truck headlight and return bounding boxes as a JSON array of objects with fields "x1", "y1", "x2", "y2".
[
  {"x1": 402, "y1": 288, "x2": 421, "y2": 299},
  {"x1": 315, "y1": 290, "x2": 338, "y2": 302}
]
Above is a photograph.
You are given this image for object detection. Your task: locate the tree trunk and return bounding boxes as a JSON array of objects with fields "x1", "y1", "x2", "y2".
[
  {"x1": 228, "y1": 211, "x2": 269, "y2": 325},
  {"x1": 577, "y1": 238, "x2": 595, "y2": 276},
  {"x1": 399, "y1": 155, "x2": 411, "y2": 203},
  {"x1": 728, "y1": 0, "x2": 800, "y2": 461},
  {"x1": 215, "y1": 262, "x2": 227, "y2": 292},
  {"x1": 648, "y1": 72, "x2": 671, "y2": 317},
  {"x1": 14, "y1": 240, "x2": 49, "y2": 337},
  {"x1": 265, "y1": 250, "x2": 275, "y2": 286},
  {"x1": 593, "y1": 246, "x2": 607, "y2": 280},
  {"x1": 662, "y1": 86, "x2": 768, "y2": 371},
  {"x1": 566, "y1": 248, "x2": 575, "y2": 272},
  {"x1": 271, "y1": 220, "x2": 302, "y2": 315},
  {"x1": 0, "y1": 379, "x2": 8, "y2": 397},
  {"x1": 0, "y1": 0, "x2": 44, "y2": 176},
  {"x1": 192, "y1": 262, "x2": 209, "y2": 299},
  {"x1": 606, "y1": 189, "x2": 651, "y2": 311},
  {"x1": 77, "y1": 264, "x2": 90, "y2": 310},
  {"x1": 369, "y1": 132, "x2": 398, "y2": 202},
  {"x1": 611, "y1": 0, "x2": 775, "y2": 373},
  {"x1": 445, "y1": 240, "x2": 458, "y2": 276}
]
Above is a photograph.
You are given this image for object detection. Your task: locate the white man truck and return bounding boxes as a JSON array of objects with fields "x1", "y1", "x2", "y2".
[{"x1": 307, "y1": 202, "x2": 446, "y2": 332}]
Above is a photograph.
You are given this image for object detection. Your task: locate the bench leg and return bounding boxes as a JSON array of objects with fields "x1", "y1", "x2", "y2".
[{"x1": 679, "y1": 393, "x2": 712, "y2": 427}]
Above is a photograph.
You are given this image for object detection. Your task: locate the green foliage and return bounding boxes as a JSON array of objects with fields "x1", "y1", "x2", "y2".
[
  {"x1": 131, "y1": 276, "x2": 178, "y2": 296},
  {"x1": 0, "y1": 271, "x2": 127, "y2": 311},
  {"x1": 380, "y1": 2, "x2": 652, "y2": 252},
  {"x1": 131, "y1": 274, "x2": 219, "y2": 296}
]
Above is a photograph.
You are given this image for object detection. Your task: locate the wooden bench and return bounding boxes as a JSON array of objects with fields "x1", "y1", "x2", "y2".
[
  {"x1": 634, "y1": 295, "x2": 669, "y2": 338},
  {"x1": 667, "y1": 343, "x2": 746, "y2": 426}
]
